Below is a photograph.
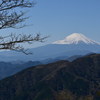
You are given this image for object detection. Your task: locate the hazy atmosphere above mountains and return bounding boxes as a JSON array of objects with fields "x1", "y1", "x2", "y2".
[{"x1": 0, "y1": 33, "x2": 99, "y2": 62}]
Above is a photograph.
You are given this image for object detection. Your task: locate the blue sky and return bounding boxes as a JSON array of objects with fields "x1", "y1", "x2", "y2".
[{"x1": 1, "y1": 0, "x2": 100, "y2": 48}]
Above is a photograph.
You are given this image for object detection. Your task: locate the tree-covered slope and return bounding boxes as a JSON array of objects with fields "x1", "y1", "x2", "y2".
[{"x1": 0, "y1": 54, "x2": 100, "y2": 100}]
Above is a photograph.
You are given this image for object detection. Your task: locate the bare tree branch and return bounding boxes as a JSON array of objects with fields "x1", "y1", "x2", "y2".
[
  {"x1": 0, "y1": 11, "x2": 28, "y2": 29},
  {"x1": 0, "y1": 0, "x2": 34, "y2": 30},
  {"x1": 0, "y1": 33, "x2": 48, "y2": 54},
  {"x1": 0, "y1": 0, "x2": 47, "y2": 54},
  {"x1": 0, "y1": 0, "x2": 35, "y2": 11}
]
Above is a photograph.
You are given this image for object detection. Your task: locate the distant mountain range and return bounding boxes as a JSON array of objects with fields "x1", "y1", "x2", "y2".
[
  {"x1": 0, "y1": 54, "x2": 83, "y2": 80},
  {"x1": 0, "y1": 61, "x2": 42, "y2": 80},
  {"x1": 0, "y1": 33, "x2": 99, "y2": 62},
  {"x1": 41, "y1": 55, "x2": 82, "y2": 64},
  {"x1": 0, "y1": 54, "x2": 100, "y2": 100}
]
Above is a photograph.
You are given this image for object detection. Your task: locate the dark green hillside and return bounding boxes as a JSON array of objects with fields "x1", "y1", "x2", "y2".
[{"x1": 0, "y1": 54, "x2": 100, "y2": 100}]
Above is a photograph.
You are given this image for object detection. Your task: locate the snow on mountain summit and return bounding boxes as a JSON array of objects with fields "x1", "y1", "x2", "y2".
[{"x1": 53, "y1": 33, "x2": 100, "y2": 45}]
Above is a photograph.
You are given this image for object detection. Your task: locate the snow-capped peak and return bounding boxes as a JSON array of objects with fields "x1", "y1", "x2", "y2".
[{"x1": 53, "y1": 33, "x2": 100, "y2": 45}]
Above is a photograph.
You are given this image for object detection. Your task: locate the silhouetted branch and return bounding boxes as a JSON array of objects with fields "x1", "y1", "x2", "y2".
[
  {"x1": 0, "y1": 11, "x2": 28, "y2": 29},
  {"x1": 0, "y1": 0, "x2": 34, "y2": 30},
  {"x1": 0, "y1": 0, "x2": 34, "y2": 11},
  {"x1": 0, "y1": 33, "x2": 48, "y2": 54},
  {"x1": 0, "y1": 0, "x2": 47, "y2": 54}
]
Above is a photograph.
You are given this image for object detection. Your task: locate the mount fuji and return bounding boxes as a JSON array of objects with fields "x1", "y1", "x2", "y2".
[
  {"x1": 53, "y1": 33, "x2": 100, "y2": 45},
  {"x1": 0, "y1": 33, "x2": 100, "y2": 62}
]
